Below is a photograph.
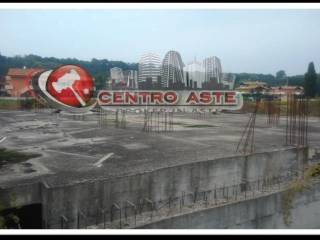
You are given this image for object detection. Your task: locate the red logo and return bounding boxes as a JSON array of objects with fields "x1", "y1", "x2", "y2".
[{"x1": 46, "y1": 65, "x2": 94, "y2": 107}]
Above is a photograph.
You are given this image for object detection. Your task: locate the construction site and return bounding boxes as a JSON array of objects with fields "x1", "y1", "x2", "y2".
[{"x1": 0, "y1": 96, "x2": 320, "y2": 229}]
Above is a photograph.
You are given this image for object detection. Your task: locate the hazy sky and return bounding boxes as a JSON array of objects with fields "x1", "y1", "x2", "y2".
[{"x1": 1, "y1": 9, "x2": 320, "y2": 75}]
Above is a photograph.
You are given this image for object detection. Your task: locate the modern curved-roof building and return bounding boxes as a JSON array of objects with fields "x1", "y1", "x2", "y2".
[
  {"x1": 138, "y1": 53, "x2": 161, "y2": 85},
  {"x1": 161, "y1": 50, "x2": 185, "y2": 89}
]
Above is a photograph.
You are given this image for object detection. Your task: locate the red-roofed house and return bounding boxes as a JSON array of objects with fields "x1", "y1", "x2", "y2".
[{"x1": 5, "y1": 68, "x2": 44, "y2": 97}]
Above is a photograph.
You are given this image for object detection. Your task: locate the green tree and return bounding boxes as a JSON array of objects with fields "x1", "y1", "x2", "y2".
[
  {"x1": 304, "y1": 62, "x2": 318, "y2": 98},
  {"x1": 287, "y1": 75, "x2": 304, "y2": 86},
  {"x1": 94, "y1": 74, "x2": 107, "y2": 91},
  {"x1": 276, "y1": 70, "x2": 287, "y2": 81}
]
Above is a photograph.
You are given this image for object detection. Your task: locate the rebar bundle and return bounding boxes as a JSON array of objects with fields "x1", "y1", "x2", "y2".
[
  {"x1": 98, "y1": 107, "x2": 108, "y2": 128},
  {"x1": 34, "y1": 99, "x2": 41, "y2": 113},
  {"x1": 120, "y1": 109, "x2": 127, "y2": 128},
  {"x1": 285, "y1": 94, "x2": 309, "y2": 146},
  {"x1": 72, "y1": 114, "x2": 85, "y2": 121},
  {"x1": 192, "y1": 109, "x2": 208, "y2": 119},
  {"x1": 115, "y1": 109, "x2": 126, "y2": 129},
  {"x1": 236, "y1": 97, "x2": 261, "y2": 154},
  {"x1": 264, "y1": 96, "x2": 280, "y2": 126},
  {"x1": 143, "y1": 109, "x2": 174, "y2": 133},
  {"x1": 33, "y1": 98, "x2": 48, "y2": 113}
]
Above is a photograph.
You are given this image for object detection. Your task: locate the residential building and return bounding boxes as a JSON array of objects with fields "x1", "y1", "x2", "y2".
[
  {"x1": 203, "y1": 56, "x2": 223, "y2": 84},
  {"x1": 138, "y1": 53, "x2": 161, "y2": 88},
  {"x1": 235, "y1": 81, "x2": 269, "y2": 94},
  {"x1": 5, "y1": 68, "x2": 44, "y2": 97},
  {"x1": 123, "y1": 70, "x2": 138, "y2": 89},
  {"x1": 183, "y1": 59, "x2": 205, "y2": 89},
  {"x1": 161, "y1": 50, "x2": 185, "y2": 89}
]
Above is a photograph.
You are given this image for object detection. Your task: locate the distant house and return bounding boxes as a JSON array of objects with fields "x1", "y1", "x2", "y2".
[
  {"x1": 269, "y1": 86, "x2": 304, "y2": 96},
  {"x1": 5, "y1": 68, "x2": 44, "y2": 97},
  {"x1": 235, "y1": 81, "x2": 269, "y2": 94}
]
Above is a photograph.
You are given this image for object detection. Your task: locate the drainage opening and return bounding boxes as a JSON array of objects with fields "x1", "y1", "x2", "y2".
[{"x1": 0, "y1": 203, "x2": 42, "y2": 229}]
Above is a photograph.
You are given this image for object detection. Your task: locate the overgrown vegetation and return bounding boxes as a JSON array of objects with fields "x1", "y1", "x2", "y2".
[
  {"x1": 0, "y1": 148, "x2": 41, "y2": 168},
  {"x1": 281, "y1": 163, "x2": 320, "y2": 226}
]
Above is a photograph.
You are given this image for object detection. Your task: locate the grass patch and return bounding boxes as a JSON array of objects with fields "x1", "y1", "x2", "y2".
[
  {"x1": 0, "y1": 99, "x2": 21, "y2": 110},
  {"x1": 0, "y1": 98, "x2": 48, "y2": 110},
  {"x1": 0, "y1": 148, "x2": 41, "y2": 168}
]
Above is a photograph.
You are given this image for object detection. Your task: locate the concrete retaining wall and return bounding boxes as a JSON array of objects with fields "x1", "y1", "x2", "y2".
[
  {"x1": 41, "y1": 147, "x2": 307, "y2": 228},
  {"x1": 0, "y1": 182, "x2": 41, "y2": 208},
  {"x1": 139, "y1": 180, "x2": 320, "y2": 229},
  {"x1": 0, "y1": 147, "x2": 308, "y2": 228}
]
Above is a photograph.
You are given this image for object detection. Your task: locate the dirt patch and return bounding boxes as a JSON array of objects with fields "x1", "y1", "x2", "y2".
[
  {"x1": 185, "y1": 124, "x2": 216, "y2": 128},
  {"x1": 0, "y1": 148, "x2": 41, "y2": 168}
]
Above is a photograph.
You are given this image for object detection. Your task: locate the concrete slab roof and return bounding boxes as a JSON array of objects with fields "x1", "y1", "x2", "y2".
[{"x1": 0, "y1": 109, "x2": 319, "y2": 188}]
